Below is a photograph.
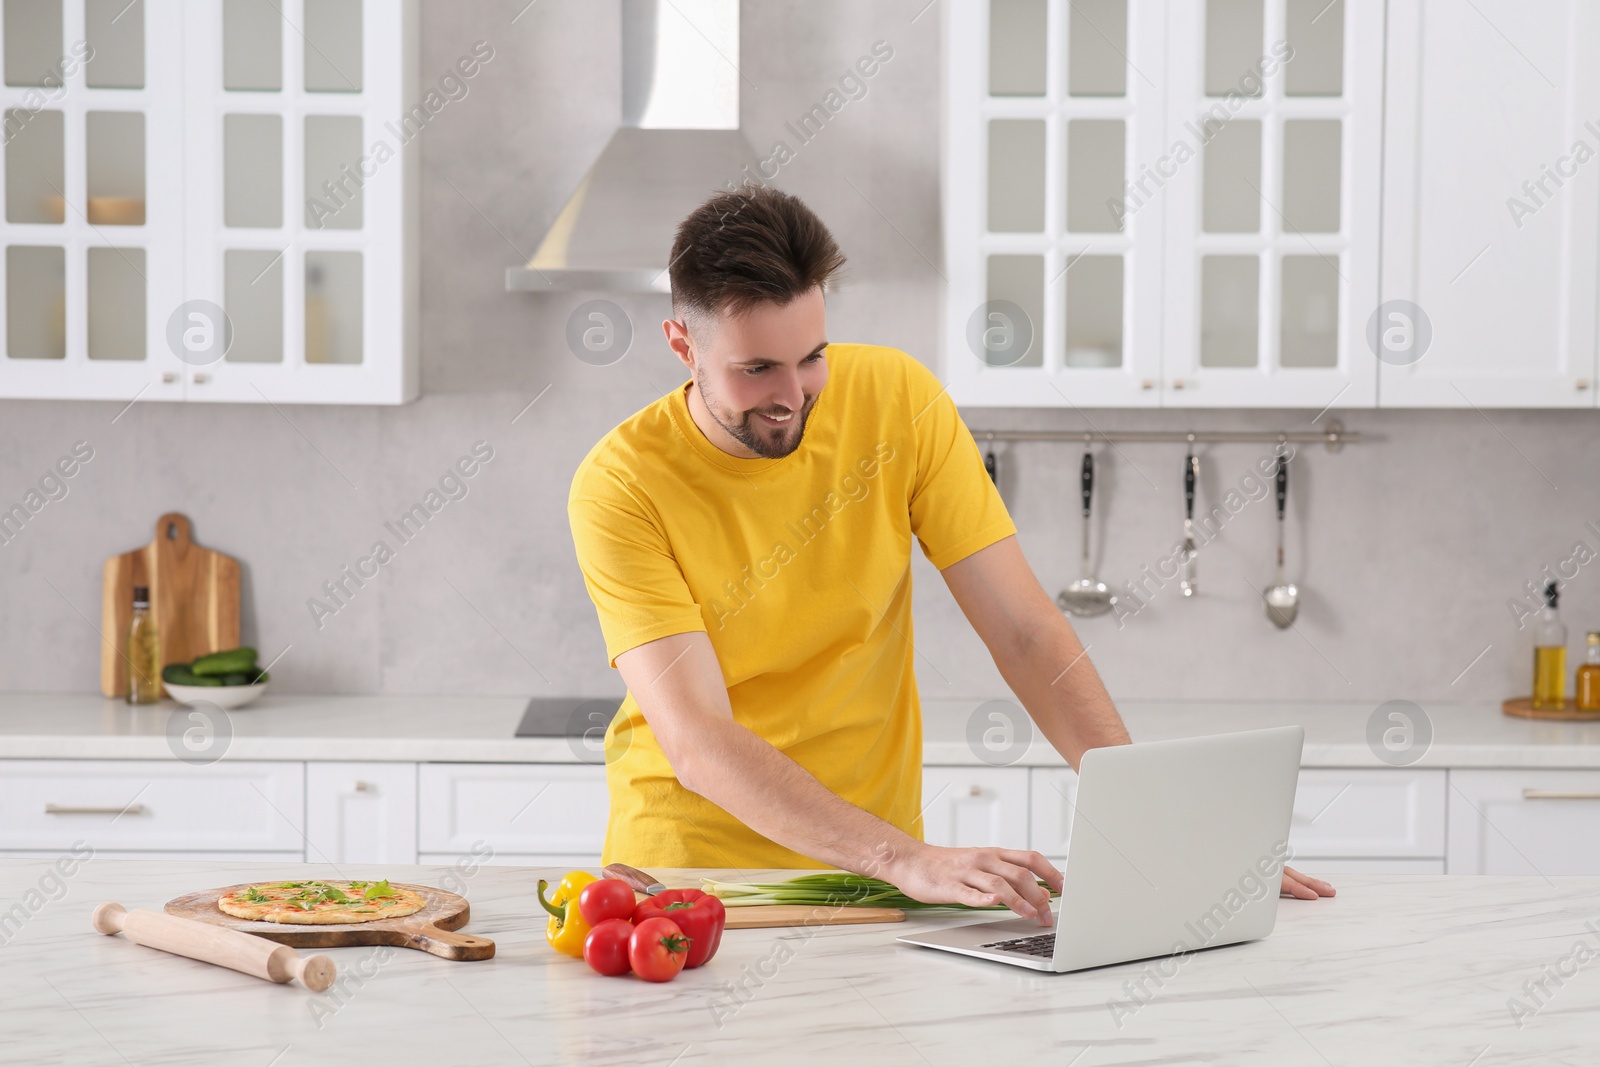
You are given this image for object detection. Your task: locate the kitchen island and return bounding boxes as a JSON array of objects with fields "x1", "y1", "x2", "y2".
[{"x1": 1, "y1": 858, "x2": 1594, "y2": 1065}]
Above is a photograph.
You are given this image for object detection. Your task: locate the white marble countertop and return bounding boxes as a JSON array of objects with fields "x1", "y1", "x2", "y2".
[
  {"x1": 1, "y1": 692, "x2": 1599, "y2": 767},
  {"x1": 2, "y1": 858, "x2": 1595, "y2": 1064}
]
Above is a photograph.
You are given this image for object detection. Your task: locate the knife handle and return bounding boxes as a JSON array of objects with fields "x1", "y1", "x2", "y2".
[
  {"x1": 601, "y1": 863, "x2": 664, "y2": 895},
  {"x1": 92, "y1": 902, "x2": 335, "y2": 991},
  {"x1": 1183, "y1": 453, "x2": 1196, "y2": 520},
  {"x1": 1080, "y1": 450, "x2": 1093, "y2": 518}
]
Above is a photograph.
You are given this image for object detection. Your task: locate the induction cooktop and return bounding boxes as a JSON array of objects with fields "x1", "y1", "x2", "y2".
[{"x1": 513, "y1": 696, "x2": 625, "y2": 737}]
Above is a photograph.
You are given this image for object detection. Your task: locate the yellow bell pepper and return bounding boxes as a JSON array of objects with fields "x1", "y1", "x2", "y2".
[{"x1": 537, "y1": 871, "x2": 597, "y2": 957}]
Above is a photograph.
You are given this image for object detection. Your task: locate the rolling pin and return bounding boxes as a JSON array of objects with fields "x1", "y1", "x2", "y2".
[{"x1": 92, "y1": 902, "x2": 336, "y2": 991}]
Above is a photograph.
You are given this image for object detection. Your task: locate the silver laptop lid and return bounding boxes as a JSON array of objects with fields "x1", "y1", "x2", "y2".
[{"x1": 1052, "y1": 725, "x2": 1304, "y2": 971}]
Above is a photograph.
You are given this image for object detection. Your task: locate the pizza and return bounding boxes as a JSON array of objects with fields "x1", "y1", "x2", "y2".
[{"x1": 217, "y1": 879, "x2": 427, "y2": 925}]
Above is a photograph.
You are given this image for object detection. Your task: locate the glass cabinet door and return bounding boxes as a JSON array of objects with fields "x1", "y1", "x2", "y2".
[
  {"x1": 0, "y1": 0, "x2": 187, "y2": 400},
  {"x1": 1160, "y1": 0, "x2": 1382, "y2": 408},
  {"x1": 945, "y1": 0, "x2": 1167, "y2": 407},
  {"x1": 181, "y1": 0, "x2": 408, "y2": 403}
]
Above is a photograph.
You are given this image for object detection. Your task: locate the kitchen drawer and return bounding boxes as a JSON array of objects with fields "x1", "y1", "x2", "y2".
[
  {"x1": 0, "y1": 850, "x2": 302, "y2": 862},
  {"x1": 920, "y1": 767, "x2": 1029, "y2": 850},
  {"x1": 1288, "y1": 857, "x2": 1445, "y2": 875},
  {"x1": 417, "y1": 764, "x2": 608, "y2": 856},
  {"x1": 306, "y1": 762, "x2": 418, "y2": 865},
  {"x1": 1290, "y1": 769, "x2": 1446, "y2": 859},
  {"x1": 0, "y1": 760, "x2": 304, "y2": 852},
  {"x1": 1028, "y1": 768, "x2": 1079, "y2": 856},
  {"x1": 1448, "y1": 769, "x2": 1600, "y2": 875},
  {"x1": 418, "y1": 852, "x2": 598, "y2": 870}
]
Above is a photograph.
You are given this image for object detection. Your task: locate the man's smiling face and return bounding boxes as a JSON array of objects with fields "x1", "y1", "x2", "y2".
[{"x1": 666, "y1": 286, "x2": 830, "y2": 460}]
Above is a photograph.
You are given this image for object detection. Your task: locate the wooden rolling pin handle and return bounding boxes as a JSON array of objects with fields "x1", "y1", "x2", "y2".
[{"x1": 92, "y1": 902, "x2": 336, "y2": 992}]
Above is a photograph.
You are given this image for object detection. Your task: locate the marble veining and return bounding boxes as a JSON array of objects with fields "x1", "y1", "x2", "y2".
[{"x1": 0, "y1": 859, "x2": 1597, "y2": 1065}]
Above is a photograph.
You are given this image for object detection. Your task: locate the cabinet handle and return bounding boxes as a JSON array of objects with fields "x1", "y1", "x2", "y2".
[
  {"x1": 1171, "y1": 379, "x2": 1186, "y2": 390},
  {"x1": 1521, "y1": 789, "x2": 1600, "y2": 800},
  {"x1": 1140, "y1": 379, "x2": 1155, "y2": 390},
  {"x1": 192, "y1": 373, "x2": 210, "y2": 384},
  {"x1": 161, "y1": 372, "x2": 176, "y2": 383},
  {"x1": 45, "y1": 803, "x2": 146, "y2": 816},
  {"x1": 353, "y1": 781, "x2": 374, "y2": 793},
  {"x1": 1578, "y1": 379, "x2": 1591, "y2": 391},
  {"x1": 967, "y1": 784, "x2": 983, "y2": 797}
]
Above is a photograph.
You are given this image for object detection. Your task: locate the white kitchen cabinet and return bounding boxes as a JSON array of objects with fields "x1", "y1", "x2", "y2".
[
  {"x1": 1, "y1": 848, "x2": 303, "y2": 861},
  {"x1": 920, "y1": 766, "x2": 1030, "y2": 849},
  {"x1": 943, "y1": 0, "x2": 1383, "y2": 409},
  {"x1": 0, "y1": 0, "x2": 188, "y2": 401},
  {"x1": 943, "y1": 0, "x2": 1168, "y2": 407},
  {"x1": 1159, "y1": 0, "x2": 1383, "y2": 408},
  {"x1": 1289, "y1": 857, "x2": 1444, "y2": 875},
  {"x1": 305, "y1": 761, "x2": 417, "y2": 865},
  {"x1": 1378, "y1": 1, "x2": 1600, "y2": 408},
  {"x1": 1289, "y1": 768, "x2": 1446, "y2": 860},
  {"x1": 0, "y1": 759, "x2": 304, "y2": 852},
  {"x1": 1027, "y1": 766, "x2": 1078, "y2": 858},
  {"x1": 417, "y1": 764, "x2": 609, "y2": 858},
  {"x1": 1447, "y1": 769, "x2": 1600, "y2": 876},
  {"x1": 0, "y1": 0, "x2": 420, "y2": 405},
  {"x1": 418, "y1": 852, "x2": 596, "y2": 870}
]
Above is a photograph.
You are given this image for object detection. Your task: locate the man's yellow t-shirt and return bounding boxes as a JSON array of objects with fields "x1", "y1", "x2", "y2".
[{"x1": 567, "y1": 343, "x2": 1016, "y2": 868}]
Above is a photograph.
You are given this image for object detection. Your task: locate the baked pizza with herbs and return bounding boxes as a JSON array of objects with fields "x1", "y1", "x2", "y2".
[{"x1": 217, "y1": 879, "x2": 426, "y2": 925}]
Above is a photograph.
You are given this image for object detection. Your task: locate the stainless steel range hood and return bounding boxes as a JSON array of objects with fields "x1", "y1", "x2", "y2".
[{"x1": 506, "y1": 0, "x2": 759, "y2": 293}]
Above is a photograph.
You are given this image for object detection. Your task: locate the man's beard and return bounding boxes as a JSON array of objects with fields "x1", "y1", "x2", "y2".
[{"x1": 697, "y1": 370, "x2": 815, "y2": 459}]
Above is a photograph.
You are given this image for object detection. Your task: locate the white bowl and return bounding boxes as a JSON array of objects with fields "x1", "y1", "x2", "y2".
[{"x1": 165, "y1": 681, "x2": 267, "y2": 710}]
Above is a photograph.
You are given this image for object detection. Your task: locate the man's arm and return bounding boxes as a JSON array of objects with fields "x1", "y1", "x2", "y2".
[
  {"x1": 939, "y1": 535, "x2": 1129, "y2": 766},
  {"x1": 615, "y1": 630, "x2": 1061, "y2": 924},
  {"x1": 940, "y1": 535, "x2": 1334, "y2": 900}
]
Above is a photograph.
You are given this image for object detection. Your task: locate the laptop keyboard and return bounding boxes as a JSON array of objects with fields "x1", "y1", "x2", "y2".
[{"x1": 979, "y1": 933, "x2": 1055, "y2": 958}]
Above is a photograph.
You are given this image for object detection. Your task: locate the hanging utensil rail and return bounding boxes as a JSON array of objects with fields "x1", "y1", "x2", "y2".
[{"x1": 968, "y1": 419, "x2": 1361, "y2": 452}]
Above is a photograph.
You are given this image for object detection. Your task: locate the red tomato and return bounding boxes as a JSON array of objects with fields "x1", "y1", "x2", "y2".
[
  {"x1": 583, "y1": 918, "x2": 634, "y2": 977},
  {"x1": 577, "y1": 878, "x2": 638, "y2": 926},
  {"x1": 628, "y1": 917, "x2": 690, "y2": 982}
]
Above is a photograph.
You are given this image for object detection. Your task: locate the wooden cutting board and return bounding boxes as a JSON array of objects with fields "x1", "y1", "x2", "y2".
[
  {"x1": 722, "y1": 904, "x2": 905, "y2": 929},
  {"x1": 101, "y1": 513, "x2": 241, "y2": 698},
  {"x1": 164, "y1": 883, "x2": 495, "y2": 961}
]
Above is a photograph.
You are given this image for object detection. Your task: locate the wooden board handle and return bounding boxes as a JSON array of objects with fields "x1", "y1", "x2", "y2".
[
  {"x1": 93, "y1": 902, "x2": 335, "y2": 991},
  {"x1": 398, "y1": 923, "x2": 496, "y2": 961}
]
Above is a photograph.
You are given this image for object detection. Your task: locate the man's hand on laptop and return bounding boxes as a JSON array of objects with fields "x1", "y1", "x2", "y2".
[
  {"x1": 881, "y1": 844, "x2": 1062, "y2": 926},
  {"x1": 1281, "y1": 865, "x2": 1335, "y2": 899}
]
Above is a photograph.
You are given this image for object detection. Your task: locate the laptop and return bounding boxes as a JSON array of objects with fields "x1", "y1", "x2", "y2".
[{"x1": 898, "y1": 725, "x2": 1304, "y2": 972}]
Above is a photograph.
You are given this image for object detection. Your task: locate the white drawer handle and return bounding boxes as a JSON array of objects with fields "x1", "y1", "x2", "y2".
[
  {"x1": 45, "y1": 803, "x2": 146, "y2": 816},
  {"x1": 1521, "y1": 790, "x2": 1600, "y2": 800}
]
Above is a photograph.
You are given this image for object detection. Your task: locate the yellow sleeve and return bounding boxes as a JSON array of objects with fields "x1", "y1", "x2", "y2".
[
  {"x1": 568, "y1": 466, "x2": 708, "y2": 669},
  {"x1": 903, "y1": 355, "x2": 1018, "y2": 569}
]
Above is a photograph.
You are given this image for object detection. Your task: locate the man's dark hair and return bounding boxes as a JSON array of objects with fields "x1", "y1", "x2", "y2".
[{"x1": 669, "y1": 184, "x2": 846, "y2": 323}]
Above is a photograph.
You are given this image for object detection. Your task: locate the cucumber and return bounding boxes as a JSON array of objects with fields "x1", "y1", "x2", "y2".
[
  {"x1": 190, "y1": 647, "x2": 259, "y2": 677},
  {"x1": 162, "y1": 664, "x2": 220, "y2": 687},
  {"x1": 220, "y1": 672, "x2": 253, "y2": 686}
]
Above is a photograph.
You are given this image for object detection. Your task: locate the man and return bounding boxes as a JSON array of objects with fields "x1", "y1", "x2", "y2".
[{"x1": 568, "y1": 185, "x2": 1333, "y2": 924}]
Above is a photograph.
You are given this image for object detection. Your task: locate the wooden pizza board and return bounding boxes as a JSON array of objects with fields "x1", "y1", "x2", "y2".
[
  {"x1": 1503, "y1": 697, "x2": 1600, "y2": 722},
  {"x1": 164, "y1": 883, "x2": 494, "y2": 961},
  {"x1": 101, "y1": 513, "x2": 241, "y2": 698}
]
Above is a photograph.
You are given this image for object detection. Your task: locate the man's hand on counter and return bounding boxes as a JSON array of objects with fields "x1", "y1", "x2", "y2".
[
  {"x1": 880, "y1": 843, "x2": 1062, "y2": 926},
  {"x1": 1281, "y1": 865, "x2": 1336, "y2": 899}
]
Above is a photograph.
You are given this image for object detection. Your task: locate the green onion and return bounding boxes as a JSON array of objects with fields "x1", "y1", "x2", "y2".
[{"x1": 700, "y1": 873, "x2": 1058, "y2": 910}]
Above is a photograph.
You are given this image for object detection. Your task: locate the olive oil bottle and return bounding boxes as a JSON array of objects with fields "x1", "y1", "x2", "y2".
[
  {"x1": 1531, "y1": 581, "x2": 1567, "y2": 710},
  {"x1": 125, "y1": 585, "x2": 161, "y2": 705},
  {"x1": 1577, "y1": 632, "x2": 1600, "y2": 713}
]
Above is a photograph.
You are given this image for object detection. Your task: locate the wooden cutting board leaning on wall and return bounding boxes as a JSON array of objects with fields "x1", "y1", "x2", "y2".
[{"x1": 101, "y1": 513, "x2": 241, "y2": 698}]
